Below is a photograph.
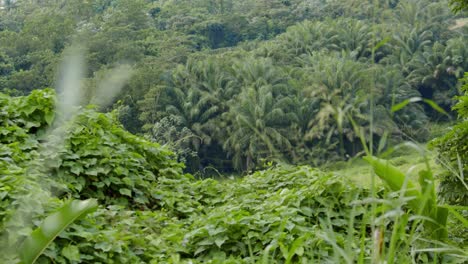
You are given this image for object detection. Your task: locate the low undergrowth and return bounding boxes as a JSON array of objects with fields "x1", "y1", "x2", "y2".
[{"x1": 21, "y1": 165, "x2": 468, "y2": 263}]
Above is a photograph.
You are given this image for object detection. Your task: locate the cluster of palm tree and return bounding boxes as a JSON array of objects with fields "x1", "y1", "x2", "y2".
[
  {"x1": 140, "y1": 0, "x2": 467, "y2": 173},
  {"x1": 1, "y1": 0, "x2": 465, "y2": 173}
]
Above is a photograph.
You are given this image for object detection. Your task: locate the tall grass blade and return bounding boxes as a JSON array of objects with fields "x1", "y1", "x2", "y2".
[
  {"x1": 422, "y1": 99, "x2": 450, "y2": 117},
  {"x1": 391, "y1": 97, "x2": 450, "y2": 117},
  {"x1": 391, "y1": 97, "x2": 421, "y2": 113},
  {"x1": 441, "y1": 205, "x2": 468, "y2": 227}
]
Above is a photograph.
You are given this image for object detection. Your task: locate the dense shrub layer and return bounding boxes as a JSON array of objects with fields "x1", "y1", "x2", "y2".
[
  {"x1": 1, "y1": 88, "x2": 467, "y2": 263},
  {"x1": 431, "y1": 73, "x2": 468, "y2": 205}
]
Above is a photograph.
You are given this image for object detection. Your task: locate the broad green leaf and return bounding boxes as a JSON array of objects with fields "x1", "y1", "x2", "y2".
[
  {"x1": 214, "y1": 237, "x2": 227, "y2": 248},
  {"x1": 364, "y1": 156, "x2": 449, "y2": 240},
  {"x1": 95, "y1": 242, "x2": 112, "y2": 252},
  {"x1": 194, "y1": 246, "x2": 208, "y2": 256},
  {"x1": 434, "y1": 206, "x2": 448, "y2": 240},
  {"x1": 19, "y1": 199, "x2": 98, "y2": 264},
  {"x1": 363, "y1": 156, "x2": 420, "y2": 196},
  {"x1": 418, "y1": 170, "x2": 436, "y2": 204},
  {"x1": 70, "y1": 165, "x2": 83, "y2": 175},
  {"x1": 363, "y1": 156, "x2": 422, "y2": 209},
  {"x1": 119, "y1": 188, "x2": 132, "y2": 197},
  {"x1": 44, "y1": 111, "x2": 55, "y2": 125},
  {"x1": 62, "y1": 245, "x2": 80, "y2": 262},
  {"x1": 22, "y1": 105, "x2": 38, "y2": 115},
  {"x1": 287, "y1": 235, "x2": 308, "y2": 263}
]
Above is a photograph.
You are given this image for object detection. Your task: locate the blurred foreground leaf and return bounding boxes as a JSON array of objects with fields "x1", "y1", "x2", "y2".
[{"x1": 19, "y1": 199, "x2": 98, "y2": 264}]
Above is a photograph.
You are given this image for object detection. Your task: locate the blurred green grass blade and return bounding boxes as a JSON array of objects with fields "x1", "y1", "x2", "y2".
[
  {"x1": 19, "y1": 199, "x2": 98, "y2": 264},
  {"x1": 372, "y1": 36, "x2": 391, "y2": 53},
  {"x1": 434, "y1": 206, "x2": 448, "y2": 239},
  {"x1": 440, "y1": 205, "x2": 468, "y2": 210},
  {"x1": 422, "y1": 99, "x2": 449, "y2": 117},
  {"x1": 391, "y1": 97, "x2": 421, "y2": 112},
  {"x1": 418, "y1": 169, "x2": 437, "y2": 214},
  {"x1": 441, "y1": 205, "x2": 468, "y2": 227},
  {"x1": 391, "y1": 97, "x2": 449, "y2": 117},
  {"x1": 418, "y1": 170, "x2": 435, "y2": 199},
  {"x1": 364, "y1": 156, "x2": 449, "y2": 240}
]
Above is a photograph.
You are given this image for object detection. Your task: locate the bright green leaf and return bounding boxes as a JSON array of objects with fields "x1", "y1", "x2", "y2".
[
  {"x1": 119, "y1": 188, "x2": 132, "y2": 197},
  {"x1": 62, "y1": 245, "x2": 80, "y2": 262},
  {"x1": 19, "y1": 199, "x2": 98, "y2": 264}
]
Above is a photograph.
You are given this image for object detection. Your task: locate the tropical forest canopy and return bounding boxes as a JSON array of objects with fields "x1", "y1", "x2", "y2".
[
  {"x1": 1, "y1": 0, "x2": 467, "y2": 172},
  {"x1": 0, "y1": 0, "x2": 468, "y2": 263}
]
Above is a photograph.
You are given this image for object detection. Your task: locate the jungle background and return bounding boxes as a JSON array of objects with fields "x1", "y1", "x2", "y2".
[{"x1": 0, "y1": 0, "x2": 467, "y2": 263}]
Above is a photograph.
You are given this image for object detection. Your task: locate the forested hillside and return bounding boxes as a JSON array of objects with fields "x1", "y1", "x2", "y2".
[
  {"x1": 1, "y1": 0, "x2": 467, "y2": 172},
  {"x1": 0, "y1": 0, "x2": 467, "y2": 263}
]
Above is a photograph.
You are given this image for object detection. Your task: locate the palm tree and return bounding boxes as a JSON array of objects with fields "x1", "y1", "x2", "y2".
[
  {"x1": 384, "y1": 28, "x2": 434, "y2": 71},
  {"x1": 274, "y1": 20, "x2": 335, "y2": 59},
  {"x1": 333, "y1": 18, "x2": 374, "y2": 60},
  {"x1": 405, "y1": 38, "x2": 468, "y2": 111},
  {"x1": 393, "y1": 0, "x2": 455, "y2": 40},
  {"x1": 143, "y1": 58, "x2": 235, "y2": 171},
  {"x1": 230, "y1": 57, "x2": 290, "y2": 94},
  {"x1": 299, "y1": 52, "x2": 373, "y2": 156},
  {"x1": 449, "y1": 0, "x2": 468, "y2": 13},
  {"x1": 222, "y1": 57, "x2": 297, "y2": 171},
  {"x1": 374, "y1": 67, "x2": 427, "y2": 140},
  {"x1": 223, "y1": 84, "x2": 296, "y2": 171}
]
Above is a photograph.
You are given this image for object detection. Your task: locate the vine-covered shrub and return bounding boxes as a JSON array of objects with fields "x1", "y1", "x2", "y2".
[
  {"x1": 0, "y1": 89, "x2": 185, "y2": 233},
  {"x1": 0, "y1": 89, "x2": 57, "y2": 230},
  {"x1": 183, "y1": 166, "x2": 369, "y2": 261},
  {"x1": 431, "y1": 73, "x2": 468, "y2": 205},
  {"x1": 0, "y1": 89, "x2": 55, "y2": 163},
  {"x1": 35, "y1": 165, "x2": 371, "y2": 264},
  {"x1": 0, "y1": 89, "x2": 185, "y2": 210},
  {"x1": 2, "y1": 89, "x2": 466, "y2": 263},
  {"x1": 0, "y1": 90, "x2": 189, "y2": 262},
  {"x1": 44, "y1": 108, "x2": 185, "y2": 209},
  {"x1": 0, "y1": 89, "x2": 62, "y2": 262}
]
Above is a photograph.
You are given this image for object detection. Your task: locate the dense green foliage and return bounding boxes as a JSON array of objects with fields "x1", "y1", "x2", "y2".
[
  {"x1": 1, "y1": 90, "x2": 60, "y2": 256},
  {"x1": 0, "y1": 89, "x2": 184, "y2": 208},
  {"x1": 431, "y1": 73, "x2": 468, "y2": 205},
  {"x1": 1, "y1": 0, "x2": 467, "y2": 263},
  {"x1": 0, "y1": 90, "x2": 186, "y2": 262},
  {"x1": 1, "y1": 83, "x2": 467, "y2": 264},
  {"x1": 41, "y1": 166, "x2": 377, "y2": 263},
  {"x1": 0, "y1": 91, "x2": 363, "y2": 262},
  {"x1": 44, "y1": 107, "x2": 184, "y2": 209},
  {"x1": 1, "y1": 0, "x2": 467, "y2": 172},
  {"x1": 450, "y1": 0, "x2": 468, "y2": 13}
]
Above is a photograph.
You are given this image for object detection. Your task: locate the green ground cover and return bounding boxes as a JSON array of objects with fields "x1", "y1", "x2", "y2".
[{"x1": 1, "y1": 90, "x2": 467, "y2": 263}]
